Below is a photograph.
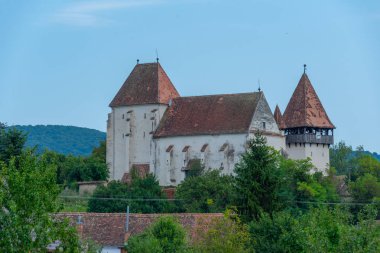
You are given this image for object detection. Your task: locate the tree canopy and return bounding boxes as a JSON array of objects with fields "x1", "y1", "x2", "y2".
[
  {"x1": 88, "y1": 172, "x2": 171, "y2": 213},
  {"x1": 127, "y1": 216, "x2": 188, "y2": 253},
  {"x1": 175, "y1": 168, "x2": 235, "y2": 213},
  {"x1": 0, "y1": 152, "x2": 83, "y2": 252}
]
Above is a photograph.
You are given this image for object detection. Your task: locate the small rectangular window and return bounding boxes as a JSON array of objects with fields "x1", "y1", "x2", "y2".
[{"x1": 262, "y1": 122, "x2": 266, "y2": 130}]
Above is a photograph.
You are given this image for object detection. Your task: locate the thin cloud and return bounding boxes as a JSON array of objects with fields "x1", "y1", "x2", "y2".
[{"x1": 52, "y1": 0, "x2": 166, "y2": 27}]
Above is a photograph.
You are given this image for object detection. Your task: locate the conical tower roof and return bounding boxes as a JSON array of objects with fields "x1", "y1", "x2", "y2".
[
  {"x1": 283, "y1": 73, "x2": 335, "y2": 129},
  {"x1": 109, "y1": 62, "x2": 180, "y2": 107},
  {"x1": 274, "y1": 105, "x2": 286, "y2": 129}
]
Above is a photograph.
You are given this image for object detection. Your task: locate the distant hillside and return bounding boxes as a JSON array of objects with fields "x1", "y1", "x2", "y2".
[
  {"x1": 12, "y1": 125, "x2": 106, "y2": 156},
  {"x1": 360, "y1": 151, "x2": 380, "y2": 161}
]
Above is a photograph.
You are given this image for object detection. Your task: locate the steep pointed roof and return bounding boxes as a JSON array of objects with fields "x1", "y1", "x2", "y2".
[
  {"x1": 283, "y1": 73, "x2": 335, "y2": 129},
  {"x1": 274, "y1": 105, "x2": 286, "y2": 129},
  {"x1": 109, "y1": 63, "x2": 180, "y2": 107}
]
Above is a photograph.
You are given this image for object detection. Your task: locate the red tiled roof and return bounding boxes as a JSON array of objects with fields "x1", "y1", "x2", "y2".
[
  {"x1": 56, "y1": 213, "x2": 223, "y2": 247},
  {"x1": 274, "y1": 105, "x2": 286, "y2": 129},
  {"x1": 283, "y1": 73, "x2": 335, "y2": 129},
  {"x1": 109, "y1": 63, "x2": 180, "y2": 107},
  {"x1": 154, "y1": 92, "x2": 262, "y2": 138}
]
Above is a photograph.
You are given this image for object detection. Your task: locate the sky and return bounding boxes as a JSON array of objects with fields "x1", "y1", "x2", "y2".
[{"x1": 0, "y1": 0, "x2": 379, "y2": 152}]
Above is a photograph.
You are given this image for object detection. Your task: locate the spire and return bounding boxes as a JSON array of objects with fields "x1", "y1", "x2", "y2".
[
  {"x1": 274, "y1": 105, "x2": 285, "y2": 129},
  {"x1": 109, "y1": 62, "x2": 180, "y2": 107},
  {"x1": 282, "y1": 73, "x2": 335, "y2": 129}
]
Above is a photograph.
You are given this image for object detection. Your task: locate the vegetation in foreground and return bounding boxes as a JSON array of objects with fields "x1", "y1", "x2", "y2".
[{"x1": 1, "y1": 122, "x2": 380, "y2": 252}]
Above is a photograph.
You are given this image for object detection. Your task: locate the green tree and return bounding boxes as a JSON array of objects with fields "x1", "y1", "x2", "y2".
[
  {"x1": 250, "y1": 206, "x2": 380, "y2": 253},
  {"x1": 192, "y1": 209, "x2": 252, "y2": 253},
  {"x1": 352, "y1": 154, "x2": 380, "y2": 181},
  {"x1": 44, "y1": 149, "x2": 108, "y2": 187},
  {"x1": 0, "y1": 152, "x2": 83, "y2": 252},
  {"x1": 0, "y1": 125, "x2": 26, "y2": 165},
  {"x1": 233, "y1": 133, "x2": 282, "y2": 221},
  {"x1": 349, "y1": 173, "x2": 380, "y2": 203},
  {"x1": 127, "y1": 216, "x2": 188, "y2": 253},
  {"x1": 91, "y1": 140, "x2": 106, "y2": 162},
  {"x1": 88, "y1": 172, "x2": 171, "y2": 213},
  {"x1": 330, "y1": 141, "x2": 353, "y2": 176},
  {"x1": 176, "y1": 169, "x2": 235, "y2": 213}
]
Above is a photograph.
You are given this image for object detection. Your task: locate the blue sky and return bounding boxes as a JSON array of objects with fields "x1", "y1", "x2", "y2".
[{"x1": 0, "y1": 0, "x2": 379, "y2": 152}]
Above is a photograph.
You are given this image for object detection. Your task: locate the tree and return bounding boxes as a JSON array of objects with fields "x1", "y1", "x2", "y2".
[
  {"x1": 0, "y1": 152, "x2": 83, "y2": 252},
  {"x1": 91, "y1": 140, "x2": 106, "y2": 162},
  {"x1": 330, "y1": 141, "x2": 353, "y2": 176},
  {"x1": 249, "y1": 206, "x2": 380, "y2": 253},
  {"x1": 127, "y1": 216, "x2": 188, "y2": 253},
  {"x1": 88, "y1": 172, "x2": 171, "y2": 213},
  {"x1": 233, "y1": 133, "x2": 282, "y2": 221},
  {"x1": 349, "y1": 173, "x2": 380, "y2": 204},
  {"x1": 175, "y1": 169, "x2": 235, "y2": 213},
  {"x1": 352, "y1": 154, "x2": 380, "y2": 181},
  {"x1": 0, "y1": 125, "x2": 26, "y2": 165},
  {"x1": 192, "y1": 209, "x2": 252, "y2": 253},
  {"x1": 43, "y1": 148, "x2": 108, "y2": 186}
]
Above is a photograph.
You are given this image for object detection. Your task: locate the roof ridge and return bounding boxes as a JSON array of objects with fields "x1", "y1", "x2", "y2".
[{"x1": 172, "y1": 92, "x2": 259, "y2": 100}]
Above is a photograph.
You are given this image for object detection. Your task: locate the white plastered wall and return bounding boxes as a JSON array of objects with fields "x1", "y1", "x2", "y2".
[
  {"x1": 153, "y1": 134, "x2": 248, "y2": 186},
  {"x1": 286, "y1": 143, "x2": 330, "y2": 173},
  {"x1": 248, "y1": 93, "x2": 286, "y2": 151},
  {"x1": 106, "y1": 104, "x2": 168, "y2": 180}
]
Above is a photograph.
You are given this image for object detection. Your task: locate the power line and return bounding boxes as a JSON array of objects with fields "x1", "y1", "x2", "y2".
[
  {"x1": 59, "y1": 195, "x2": 184, "y2": 202},
  {"x1": 289, "y1": 200, "x2": 376, "y2": 206},
  {"x1": 59, "y1": 196, "x2": 378, "y2": 206}
]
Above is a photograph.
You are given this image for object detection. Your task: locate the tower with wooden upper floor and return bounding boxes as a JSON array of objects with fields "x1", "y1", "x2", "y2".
[{"x1": 278, "y1": 67, "x2": 335, "y2": 172}]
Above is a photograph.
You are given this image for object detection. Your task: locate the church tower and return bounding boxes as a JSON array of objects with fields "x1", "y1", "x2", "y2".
[
  {"x1": 281, "y1": 68, "x2": 335, "y2": 172},
  {"x1": 107, "y1": 62, "x2": 179, "y2": 181}
]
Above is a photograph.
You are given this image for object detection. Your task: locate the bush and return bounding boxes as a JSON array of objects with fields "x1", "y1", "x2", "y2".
[
  {"x1": 88, "y1": 173, "x2": 172, "y2": 213},
  {"x1": 192, "y1": 209, "x2": 252, "y2": 253},
  {"x1": 176, "y1": 169, "x2": 235, "y2": 213},
  {"x1": 127, "y1": 216, "x2": 188, "y2": 253}
]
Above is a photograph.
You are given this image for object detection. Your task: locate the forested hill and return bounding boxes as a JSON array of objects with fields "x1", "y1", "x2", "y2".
[
  {"x1": 361, "y1": 151, "x2": 380, "y2": 161},
  {"x1": 12, "y1": 125, "x2": 106, "y2": 156}
]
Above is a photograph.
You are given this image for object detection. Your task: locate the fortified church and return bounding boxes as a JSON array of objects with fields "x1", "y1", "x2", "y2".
[{"x1": 106, "y1": 62, "x2": 335, "y2": 186}]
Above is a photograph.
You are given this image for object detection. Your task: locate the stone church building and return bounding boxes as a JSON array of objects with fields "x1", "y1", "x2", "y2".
[{"x1": 106, "y1": 62, "x2": 335, "y2": 186}]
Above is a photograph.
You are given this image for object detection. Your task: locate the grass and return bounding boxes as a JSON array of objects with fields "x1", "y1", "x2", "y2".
[{"x1": 59, "y1": 189, "x2": 88, "y2": 212}]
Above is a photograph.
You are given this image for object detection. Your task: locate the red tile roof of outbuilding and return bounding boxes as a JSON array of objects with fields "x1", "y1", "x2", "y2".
[
  {"x1": 154, "y1": 92, "x2": 262, "y2": 138},
  {"x1": 282, "y1": 73, "x2": 335, "y2": 129},
  {"x1": 109, "y1": 63, "x2": 180, "y2": 107},
  {"x1": 56, "y1": 213, "x2": 223, "y2": 247}
]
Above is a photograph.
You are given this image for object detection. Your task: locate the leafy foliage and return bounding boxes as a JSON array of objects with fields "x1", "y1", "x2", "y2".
[
  {"x1": 88, "y1": 172, "x2": 171, "y2": 213},
  {"x1": 13, "y1": 125, "x2": 105, "y2": 156},
  {"x1": 192, "y1": 209, "x2": 252, "y2": 253},
  {"x1": 127, "y1": 216, "x2": 188, "y2": 253},
  {"x1": 233, "y1": 133, "x2": 282, "y2": 221},
  {"x1": 176, "y1": 168, "x2": 235, "y2": 213},
  {"x1": 0, "y1": 125, "x2": 26, "y2": 165},
  {"x1": 250, "y1": 206, "x2": 380, "y2": 253},
  {"x1": 43, "y1": 142, "x2": 108, "y2": 186},
  {"x1": 233, "y1": 133, "x2": 339, "y2": 221},
  {"x1": 349, "y1": 173, "x2": 380, "y2": 203},
  {"x1": 0, "y1": 152, "x2": 84, "y2": 252}
]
